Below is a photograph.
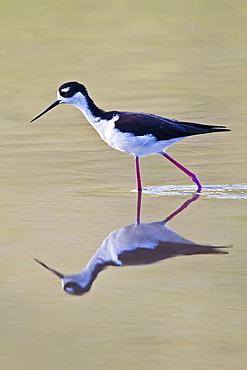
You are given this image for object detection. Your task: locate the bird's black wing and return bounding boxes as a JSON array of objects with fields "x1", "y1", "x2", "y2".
[
  {"x1": 114, "y1": 112, "x2": 230, "y2": 141},
  {"x1": 118, "y1": 242, "x2": 229, "y2": 266}
]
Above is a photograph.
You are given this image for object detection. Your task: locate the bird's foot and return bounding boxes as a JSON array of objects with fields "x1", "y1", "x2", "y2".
[{"x1": 190, "y1": 173, "x2": 202, "y2": 193}]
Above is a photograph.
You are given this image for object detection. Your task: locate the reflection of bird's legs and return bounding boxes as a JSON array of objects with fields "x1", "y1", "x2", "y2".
[
  {"x1": 136, "y1": 190, "x2": 142, "y2": 224},
  {"x1": 164, "y1": 193, "x2": 200, "y2": 223}
]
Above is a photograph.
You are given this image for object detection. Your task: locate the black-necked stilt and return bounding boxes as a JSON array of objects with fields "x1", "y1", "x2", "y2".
[
  {"x1": 31, "y1": 82, "x2": 231, "y2": 192},
  {"x1": 34, "y1": 195, "x2": 229, "y2": 296}
]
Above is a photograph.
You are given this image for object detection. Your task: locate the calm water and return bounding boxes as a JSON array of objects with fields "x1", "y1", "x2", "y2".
[{"x1": 1, "y1": 1, "x2": 247, "y2": 369}]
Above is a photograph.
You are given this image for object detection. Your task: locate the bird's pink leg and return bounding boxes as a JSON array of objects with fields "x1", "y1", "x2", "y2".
[
  {"x1": 162, "y1": 152, "x2": 202, "y2": 192},
  {"x1": 135, "y1": 156, "x2": 142, "y2": 192}
]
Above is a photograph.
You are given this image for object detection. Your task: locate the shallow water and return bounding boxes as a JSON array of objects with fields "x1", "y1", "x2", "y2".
[{"x1": 1, "y1": 1, "x2": 247, "y2": 369}]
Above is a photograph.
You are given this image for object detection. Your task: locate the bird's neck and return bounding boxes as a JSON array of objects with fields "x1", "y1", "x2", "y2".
[
  {"x1": 73, "y1": 92, "x2": 106, "y2": 125},
  {"x1": 72, "y1": 259, "x2": 107, "y2": 292}
]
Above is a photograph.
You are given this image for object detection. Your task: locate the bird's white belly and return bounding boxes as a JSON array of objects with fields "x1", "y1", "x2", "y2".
[{"x1": 93, "y1": 116, "x2": 185, "y2": 158}]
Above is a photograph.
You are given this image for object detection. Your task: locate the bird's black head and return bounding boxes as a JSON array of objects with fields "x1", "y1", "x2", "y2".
[
  {"x1": 63, "y1": 281, "x2": 90, "y2": 296},
  {"x1": 58, "y1": 81, "x2": 88, "y2": 98},
  {"x1": 30, "y1": 81, "x2": 89, "y2": 123}
]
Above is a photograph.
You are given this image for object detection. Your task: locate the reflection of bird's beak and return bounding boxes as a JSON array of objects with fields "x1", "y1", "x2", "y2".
[
  {"x1": 34, "y1": 258, "x2": 64, "y2": 278},
  {"x1": 30, "y1": 100, "x2": 61, "y2": 123}
]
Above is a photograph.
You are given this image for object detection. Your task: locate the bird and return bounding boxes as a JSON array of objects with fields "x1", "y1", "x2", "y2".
[
  {"x1": 34, "y1": 195, "x2": 229, "y2": 296},
  {"x1": 30, "y1": 81, "x2": 231, "y2": 192}
]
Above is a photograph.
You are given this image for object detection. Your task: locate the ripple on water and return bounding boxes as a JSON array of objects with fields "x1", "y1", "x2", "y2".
[{"x1": 132, "y1": 184, "x2": 247, "y2": 199}]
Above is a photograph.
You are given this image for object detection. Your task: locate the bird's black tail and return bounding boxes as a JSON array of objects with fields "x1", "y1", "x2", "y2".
[
  {"x1": 184, "y1": 244, "x2": 232, "y2": 255},
  {"x1": 179, "y1": 121, "x2": 231, "y2": 134}
]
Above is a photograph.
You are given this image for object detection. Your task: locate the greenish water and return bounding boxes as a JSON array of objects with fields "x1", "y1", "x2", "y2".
[{"x1": 1, "y1": 1, "x2": 246, "y2": 369}]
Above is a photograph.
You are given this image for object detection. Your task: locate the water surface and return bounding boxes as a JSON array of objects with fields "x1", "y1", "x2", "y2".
[{"x1": 1, "y1": 1, "x2": 246, "y2": 369}]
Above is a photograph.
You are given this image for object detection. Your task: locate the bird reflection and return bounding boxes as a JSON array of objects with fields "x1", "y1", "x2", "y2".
[{"x1": 35, "y1": 194, "x2": 229, "y2": 296}]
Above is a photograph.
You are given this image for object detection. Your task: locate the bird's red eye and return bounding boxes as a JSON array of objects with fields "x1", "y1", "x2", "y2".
[{"x1": 60, "y1": 87, "x2": 71, "y2": 97}]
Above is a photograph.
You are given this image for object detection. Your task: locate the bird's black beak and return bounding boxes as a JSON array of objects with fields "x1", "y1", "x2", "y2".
[
  {"x1": 30, "y1": 100, "x2": 61, "y2": 123},
  {"x1": 34, "y1": 258, "x2": 64, "y2": 278}
]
